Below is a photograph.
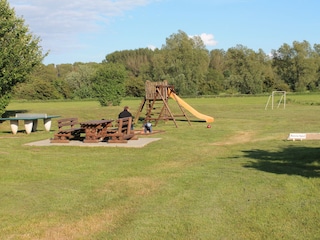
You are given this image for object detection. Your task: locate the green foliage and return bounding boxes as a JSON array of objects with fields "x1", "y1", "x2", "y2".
[
  {"x1": 124, "y1": 76, "x2": 145, "y2": 97},
  {"x1": 0, "y1": 93, "x2": 10, "y2": 116},
  {"x1": 13, "y1": 64, "x2": 64, "y2": 100},
  {"x1": 200, "y1": 68, "x2": 225, "y2": 94},
  {"x1": 158, "y1": 30, "x2": 210, "y2": 95},
  {"x1": 272, "y1": 40, "x2": 320, "y2": 92},
  {"x1": 92, "y1": 63, "x2": 127, "y2": 106},
  {"x1": 65, "y1": 64, "x2": 96, "y2": 99},
  {"x1": 52, "y1": 78, "x2": 73, "y2": 99},
  {"x1": 13, "y1": 78, "x2": 61, "y2": 100},
  {"x1": 0, "y1": 0, "x2": 45, "y2": 114},
  {"x1": 209, "y1": 49, "x2": 226, "y2": 72},
  {"x1": 105, "y1": 48, "x2": 154, "y2": 78},
  {"x1": 6, "y1": 26, "x2": 320, "y2": 101},
  {"x1": 56, "y1": 63, "x2": 74, "y2": 78},
  {"x1": 225, "y1": 45, "x2": 267, "y2": 94}
]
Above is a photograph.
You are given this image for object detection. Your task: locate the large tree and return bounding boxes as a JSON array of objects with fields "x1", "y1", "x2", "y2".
[
  {"x1": 105, "y1": 48, "x2": 154, "y2": 97},
  {"x1": 272, "y1": 40, "x2": 318, "y2": 91},
  {"x1": 224, "y1": 45, "x2": 271, "y2": 94},
  {"x1": 105, "y1": 48, "x2": 154, "y2": 78},
  {"x1": 155, "y1": 30, "x2": 210, "y2": 96},
  {"x1": 0, "y1": 0, "x2": 45, "y2": 114}
]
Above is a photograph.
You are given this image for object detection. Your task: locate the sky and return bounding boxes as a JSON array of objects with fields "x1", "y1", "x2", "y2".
[{"x1": 7, "y1": 0, "x2": 320, "y2": 65}]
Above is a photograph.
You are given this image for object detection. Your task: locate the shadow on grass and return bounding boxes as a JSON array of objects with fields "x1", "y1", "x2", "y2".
[
  {"x1": 243, "y1": 146, "x2": 320, "y2": 178},
  {"x1": 0, "y1": 110, "x2": 29, "y2": 134},
  {"x1": 176, "y1": 119, "x2": 206, "y2": 123}
]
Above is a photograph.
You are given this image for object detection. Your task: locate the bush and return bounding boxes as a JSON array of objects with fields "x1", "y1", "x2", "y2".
[{"x1": 92, "y1": 63, "x2": 127, "y2": 106}]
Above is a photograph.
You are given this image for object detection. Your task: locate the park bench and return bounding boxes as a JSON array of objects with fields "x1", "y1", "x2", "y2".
[
  {"x1": 50, "y1": 118, "x2": 85, "y2": 143},
  {"x1": 0, "y1": 113, "x2": 60, "y2": 134},
  {"x1": 287, "y1": 133, "x2": 306, "y2": 141},
  {"x1": 105, "y1": 117, "x2": 138, "y2": 143}
]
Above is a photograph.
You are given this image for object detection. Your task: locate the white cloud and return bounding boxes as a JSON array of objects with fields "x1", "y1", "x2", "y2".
[
  {"x1": 199, "y1": 33, "x2": 218, "y2": 46},
  {"x1": 147, "y1": 45, "x2": 157, "y2": 50},
  {"x1": 8, "y1": 0, "x2": 156, "y2": 53},
  {"x1": 189, "y1": 33, "x2": 218, "y2": 47}
]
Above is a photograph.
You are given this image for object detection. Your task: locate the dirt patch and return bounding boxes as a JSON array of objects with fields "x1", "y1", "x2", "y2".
[
  {"x1": 41, "y1": 208, "x2": 123, "y2": 240},
  {"x1": 306, "y1": 133, "x2": 320, "y2": 140},
  {"x1": 211, "y1": 131, "x2": 256, "y2": 146}
]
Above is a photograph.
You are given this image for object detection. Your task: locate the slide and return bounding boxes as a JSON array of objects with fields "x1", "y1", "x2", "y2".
[{"x1": 169, "y1": 92, "x2": 214, "y2": 123}]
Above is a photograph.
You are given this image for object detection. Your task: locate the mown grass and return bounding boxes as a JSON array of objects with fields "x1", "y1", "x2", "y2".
[{"x1": 0, "y1": 94, "x2": 319, "y2": 239}]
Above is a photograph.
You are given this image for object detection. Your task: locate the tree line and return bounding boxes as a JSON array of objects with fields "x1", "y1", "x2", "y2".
[{"x1": 13, "y1": 30, "x2": 320, "y2": 104}]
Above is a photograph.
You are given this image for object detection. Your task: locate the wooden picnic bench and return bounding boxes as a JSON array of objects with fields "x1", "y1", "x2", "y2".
[
  {"x1": 0, "y1": 113, "x2": 60, "y2": 134},
  {"x1": 105, "y1": 117, "x2": 138, "y2": 143},
  {"x1": 50, "y1": 118, "x2": 85, "y2": 143},
  {"x1": 80, "y1": 119, "x2": 113, "y2": 143}
]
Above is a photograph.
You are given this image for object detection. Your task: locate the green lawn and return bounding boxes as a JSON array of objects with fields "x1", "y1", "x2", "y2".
[{"x1": 0, "y1": 94, "x2": 319, "y2": 239}]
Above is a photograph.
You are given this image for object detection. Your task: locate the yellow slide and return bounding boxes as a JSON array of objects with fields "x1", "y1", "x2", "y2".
[{"x1": 169, "y1": 92, "x2": 214, "y2": 123}]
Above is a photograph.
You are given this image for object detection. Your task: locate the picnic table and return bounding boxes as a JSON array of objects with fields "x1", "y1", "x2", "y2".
[
  {"x1": 0, "y1": 113, "x2": 60, "y2": 134},
  {"x1": 80, "y1": 119, "x2": 114, "y2": 143}
]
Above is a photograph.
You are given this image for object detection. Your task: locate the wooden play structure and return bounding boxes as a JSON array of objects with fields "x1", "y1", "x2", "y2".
[{"x1": 134, "y1": 80, "x2": 191, "y2": 127}]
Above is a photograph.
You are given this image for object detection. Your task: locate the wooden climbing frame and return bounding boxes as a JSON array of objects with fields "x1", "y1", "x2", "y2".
[{"x1": 134, "y1": 80, "x2": 191, "y2": 127}]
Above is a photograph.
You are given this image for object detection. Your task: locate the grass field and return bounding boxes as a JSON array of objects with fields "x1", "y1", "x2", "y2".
[{"x1": 0, "y1": 94, "x2": 319, "y2": 239}]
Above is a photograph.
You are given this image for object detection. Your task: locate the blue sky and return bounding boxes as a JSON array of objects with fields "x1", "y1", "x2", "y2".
[{"x1": 8, "y1": 0, "x2": 320, "y2": 65}]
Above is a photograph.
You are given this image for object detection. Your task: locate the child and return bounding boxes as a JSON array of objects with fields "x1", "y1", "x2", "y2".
[{"x1": 144, "y1": 122, "x2": 152, "y2": 133}]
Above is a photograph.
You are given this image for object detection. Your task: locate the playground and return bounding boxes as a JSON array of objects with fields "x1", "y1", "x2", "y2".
[
  {"x1": 0, "y1": 94, "x2": 319, "y2": 239},
  {"x1": 135, "y1": 80, "x2": 214, "y2": 127},
  {"x1": 34, "y1": 80, "x2": 214, "y2": 146}
]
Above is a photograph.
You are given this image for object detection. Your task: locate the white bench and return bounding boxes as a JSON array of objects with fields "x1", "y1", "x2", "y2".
[
  {"x1": 287, "y1": 133, "x2": 306, "y2": 141},
  {"x1": 0, "y1": 113, "x2": 60, "y2": 134}
]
